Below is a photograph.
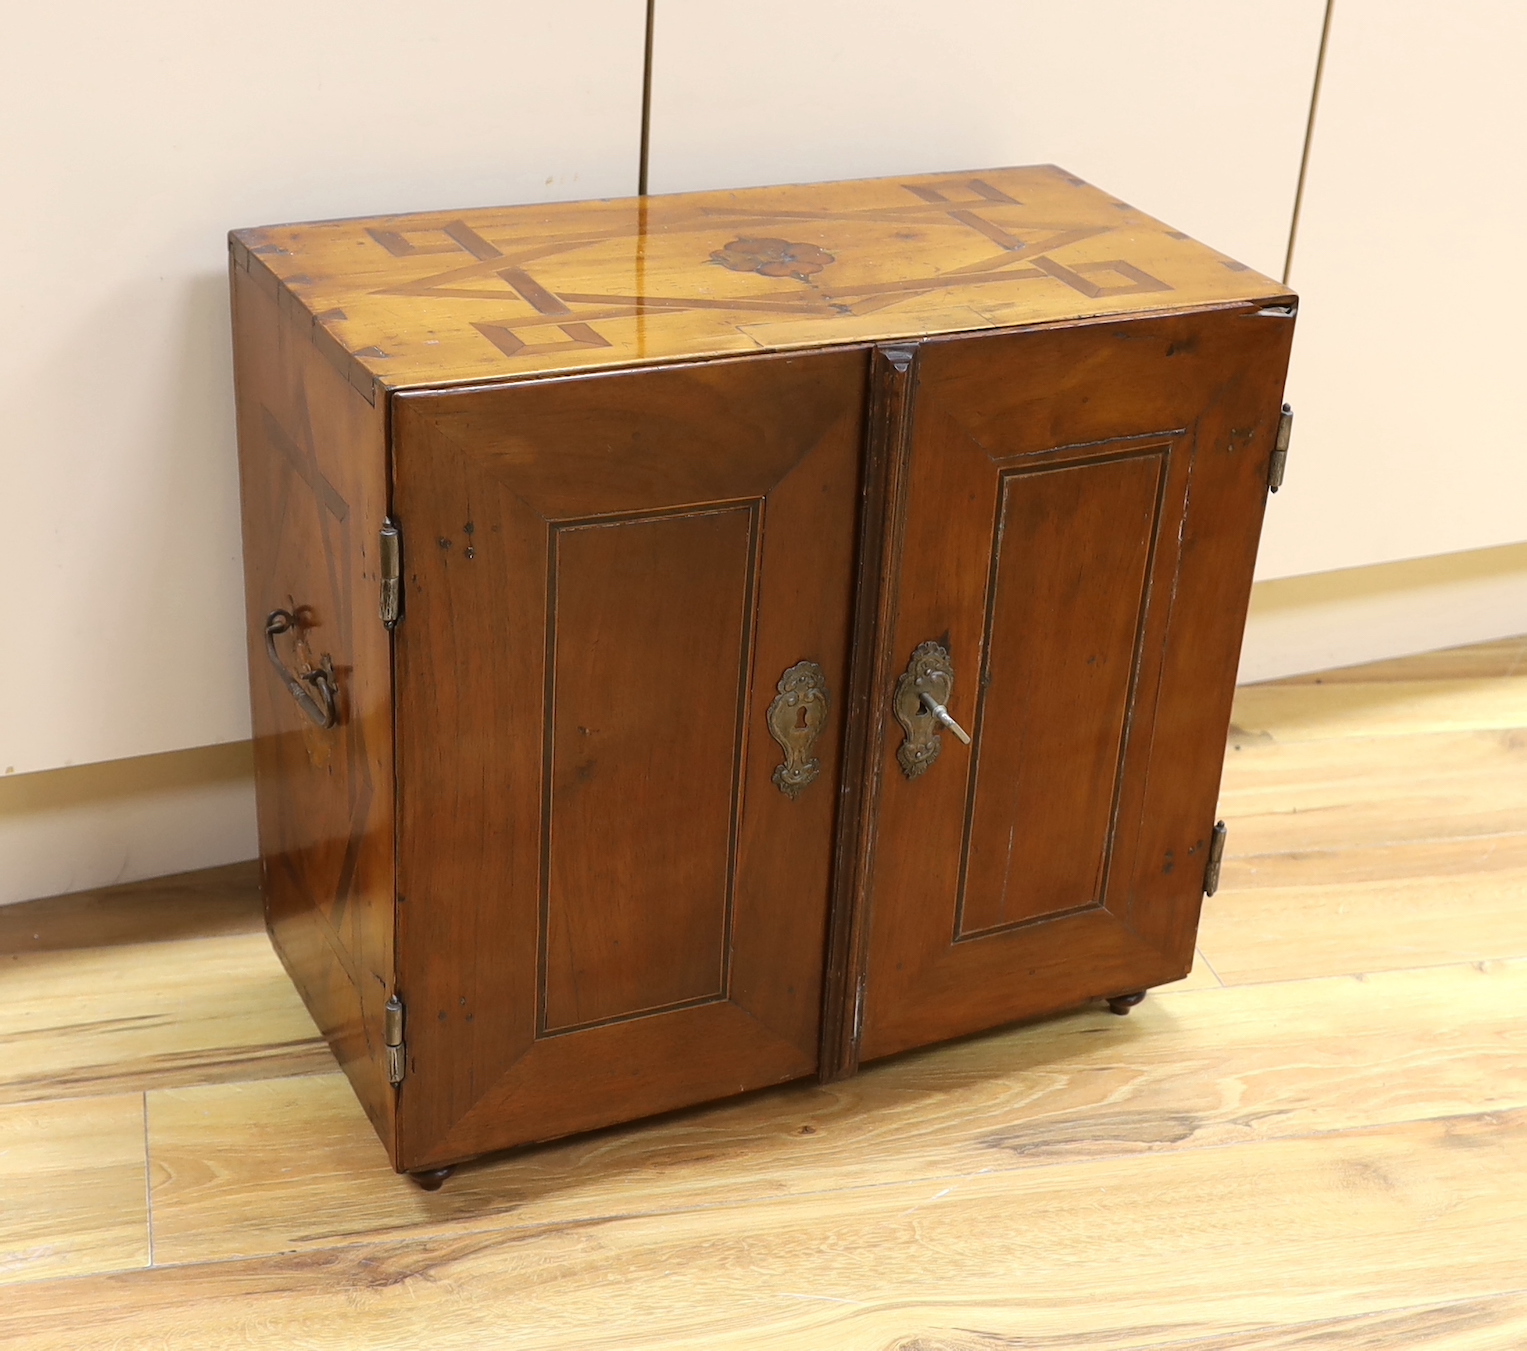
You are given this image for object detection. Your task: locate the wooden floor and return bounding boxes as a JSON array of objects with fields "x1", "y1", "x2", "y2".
[{"x1": 3, "y1": 636, "x2": 1525, "y2": 1349}]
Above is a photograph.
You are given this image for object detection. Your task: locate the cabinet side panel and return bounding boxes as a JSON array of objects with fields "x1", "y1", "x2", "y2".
[{"x1": 229, "y1": 254, "x2": 397, "y2": 1161}]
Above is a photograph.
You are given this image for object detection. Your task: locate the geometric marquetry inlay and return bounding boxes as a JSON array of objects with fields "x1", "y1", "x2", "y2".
[{"x1": 231, "y1": 165, "x2": 1281, "y2": 393}]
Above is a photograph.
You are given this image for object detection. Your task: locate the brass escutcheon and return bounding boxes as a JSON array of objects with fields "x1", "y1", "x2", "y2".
[
  {"x1": 894, "y1": 640, "x2": 965, "y2": 779},
  {"x1": 766, "y1": 660, "x2": 829, "y2": 799}
]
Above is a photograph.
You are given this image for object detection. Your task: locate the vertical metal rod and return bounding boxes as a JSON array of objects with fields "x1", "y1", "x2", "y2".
[
  {"x1": 1283, "y1": 0, "x2": 1336, "y2": 284},
  {"x1": 637, "y1": 0, "x2": 657, "y2": 196}
]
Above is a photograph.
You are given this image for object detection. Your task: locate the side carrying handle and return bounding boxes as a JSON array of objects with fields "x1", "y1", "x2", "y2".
[{"x1": 264, "y1": 609, "x2": 338, "y2": 729}]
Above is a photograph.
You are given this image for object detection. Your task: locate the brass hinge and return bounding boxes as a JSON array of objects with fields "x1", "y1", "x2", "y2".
[
  {"x1": 1203, "y1": 821, "x2": 1228, "y2": 897},
  {"x1": 852, "y1": 974, "x2": 867, "y2": 1043},
  {"x1": 1269, "y1": 404, "x2": 1293, "y2": 493},
  {"x1": 379, "y1": 519, "x2": 402, "y2": 628},
  {"x1": 385, "y1": 994, "x2": 406, "y2": 1085}
]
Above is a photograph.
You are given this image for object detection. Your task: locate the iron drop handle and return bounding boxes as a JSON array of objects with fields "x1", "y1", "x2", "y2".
[{"x1": 264, "y1": 609, "x2": 338, "y2": 729}]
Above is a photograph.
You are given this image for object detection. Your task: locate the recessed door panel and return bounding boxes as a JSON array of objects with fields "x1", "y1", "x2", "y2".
[
  {"x1": 394, "y1": 351, "x2": 864, "y2": 1169},
  {"x1": 544, "y1": 505, "x2": 757, "y2": 1032},
  {"x1": 958, "y1": 450, "x2": 1165, "y2": 938}
]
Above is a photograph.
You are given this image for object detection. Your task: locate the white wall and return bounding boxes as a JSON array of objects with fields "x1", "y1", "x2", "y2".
[
  {"x1": 648, "y1": 0, "x2": 1327, "y2": 283},
  {"x1": 0, "y1": 0, "x2": 646, "y2": 779},
  {"x1": 1268, "y1": 0, "x2": 1527, "y2": 579},
  {"x1": 7, "y1": 0, "x2": 1527, "y2": 906},
  {"x1": 1239, "y1": 541, "x2": 1527, "y2": 684},
  {"x1": 0, "y1": 0, "x2": 1336, "y2": 784}
]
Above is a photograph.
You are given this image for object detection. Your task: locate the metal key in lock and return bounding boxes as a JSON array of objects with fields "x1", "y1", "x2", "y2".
[
  {"x1": 894, "y1": 640, "x2": 970, "y2": 779},
  {"x1": 919, "y1": 690, "x2": 971, "y2": 745}
]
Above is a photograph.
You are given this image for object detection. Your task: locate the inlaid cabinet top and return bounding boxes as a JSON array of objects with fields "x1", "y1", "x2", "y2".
[{"x1": 231, "y1": 165, "x2": 1291, "y2": 393}]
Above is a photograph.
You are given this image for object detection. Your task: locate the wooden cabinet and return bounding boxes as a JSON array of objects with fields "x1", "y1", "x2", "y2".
[{"x1": 231, "y1": 167, "x2": 1295, "y2": 1180}]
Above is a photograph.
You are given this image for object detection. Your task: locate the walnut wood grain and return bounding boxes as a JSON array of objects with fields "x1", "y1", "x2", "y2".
[
  {"x1": 230, "y1": 252, "x2": 398, "y2": 1158},
  {"x1": 818, "y1": 343, "x2": 920, "y2": 1083},
  {"x1": 956, "y1": 449, "x2": 1165, "y2": 936},
  {"x1": 229, "y1": 165, "x2": 1297, "y2": 1174},
  {"x1": 390, "y1": 351, "x2": 865, "y2": 1169},
  {"x1": 542, "y1": 505, "x2": 759, "y2": 1032},
  {"x1": 857, "y1": 307, "x2": 1295, "y2": 1063}
]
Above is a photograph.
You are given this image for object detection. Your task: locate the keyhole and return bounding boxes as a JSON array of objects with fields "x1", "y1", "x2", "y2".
[{"x1": 796, "y1": 706, "x2": 811, "y2": 729}]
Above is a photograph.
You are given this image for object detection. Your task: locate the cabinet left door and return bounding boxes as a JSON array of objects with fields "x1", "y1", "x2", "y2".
[{"x1": 391, "y1": 350, "x2": 866, "y2": 1170}]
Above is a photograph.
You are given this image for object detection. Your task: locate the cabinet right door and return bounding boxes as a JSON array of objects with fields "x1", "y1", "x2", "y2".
[{"x1": 858, "y1": 306, "x2": 1294, "y2": 1062}]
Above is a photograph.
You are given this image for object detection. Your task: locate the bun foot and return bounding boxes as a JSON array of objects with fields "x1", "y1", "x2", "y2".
[
  {"x1": 409, "y1": 1166, "x2": 455, "y2": 1191},
  {"x1": 1106, "y1": 991, "x2": 1147, "y2": 1016}
]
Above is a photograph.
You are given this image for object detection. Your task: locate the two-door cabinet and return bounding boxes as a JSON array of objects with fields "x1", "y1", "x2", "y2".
[{"x1": 230, "y1": 166, "x2": 1296, "y2": 1184}]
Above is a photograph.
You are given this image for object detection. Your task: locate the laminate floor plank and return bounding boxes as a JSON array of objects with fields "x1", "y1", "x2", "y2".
[
  {"x1": 903, "y1": 1294, "x2": 1527, "y2": 1351},
  {"x1": 1, "y1": 930, "x2": 332, "y2": 1106},
  {"x1": 0, "y1": 1094, "x2": 150, "y2": 1287},
  {"x1": 1227, "y1": 677, "x2": 1527, "y2": 745},
  {"x1": 1160, "y1": 948, "x2": 1221, "y2": 991},
  {"x1": 5, "y1": 639, "x2": 1525, "y2": 1344},
  {"x1": 7, "y1": 1110, "x2": 1527, "y2": 1351},
  {"x1": 1198, "y1": 833, "x2": 1527, "y2": 984},
  {"x1": 142, "y1": 958, "x2": 1527, "y2": 1265},
  {"x1": 1215, "y1": 830, "x2": 1527, "y2": 891},
  {"x1": 1217, "y1": 728, "x2": 1527, "y2": 858}
]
